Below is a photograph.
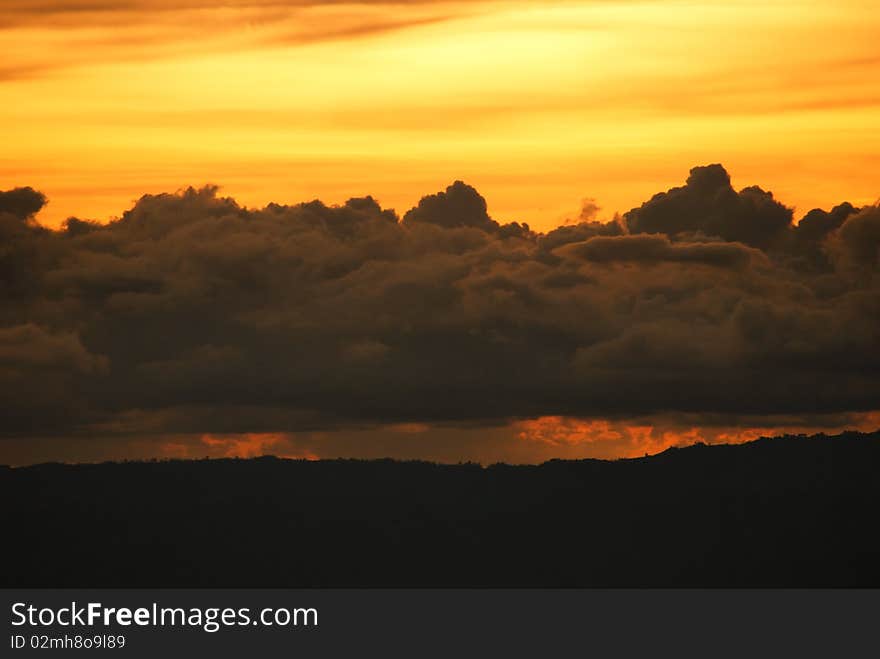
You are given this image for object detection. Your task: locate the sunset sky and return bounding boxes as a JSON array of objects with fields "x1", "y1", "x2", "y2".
[
  {"x1": 3, "y1": 0, "x2": 879, "y2": 230},
  {"x1": 1, "y1": 1, "x2": 879, "y2": 466}
]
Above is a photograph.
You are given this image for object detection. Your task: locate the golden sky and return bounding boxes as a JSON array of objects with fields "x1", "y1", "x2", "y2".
[{"x1": 2, "y1": 0, "x2": 879, "y2": 230}]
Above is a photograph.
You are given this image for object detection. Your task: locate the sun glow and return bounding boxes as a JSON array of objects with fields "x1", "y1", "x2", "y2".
[{"x1": 2, "y1": 1, "x2": 878, "y2": 230}]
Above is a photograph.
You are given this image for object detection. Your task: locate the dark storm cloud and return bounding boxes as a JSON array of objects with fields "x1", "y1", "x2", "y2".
[
  {"x1": 0, "y1": 187, "x2": 46, "y2": 220},
  {"x1": 404, "y1": 180, "x2": 499, "y2": 232},
  {"x1": 827, "y1": 205, "x2": 880, "y2": 272},
  {"x1": 624, "y1": 163, "x2": 793, "y2": 249},
  {"x1": 402, "y1": 180, "x2": 533, "y2": 239},
  {"x1": 558, "y1": 233, "x2": 763, "y2": 268},
  {"x1": 1, "y1": 165, "x2": 878, "y2": 438}
]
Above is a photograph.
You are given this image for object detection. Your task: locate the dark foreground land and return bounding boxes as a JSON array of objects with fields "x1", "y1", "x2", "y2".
[{"x1": 2, "y1": 431, "x2": 879, "y2": 587}]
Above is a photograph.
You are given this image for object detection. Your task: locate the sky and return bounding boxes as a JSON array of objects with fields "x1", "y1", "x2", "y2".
[
  {"x1": 1, "y1": 1, "x2": 879, "y2": 465},
  {"x1": 2, "y1": 0, "x2": 879, "y2": 230}
]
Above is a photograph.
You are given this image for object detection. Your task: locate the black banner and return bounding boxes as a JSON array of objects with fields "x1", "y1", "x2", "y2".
[{"x1": 2, "y1": 590, "x2": 877, "y2": 658}]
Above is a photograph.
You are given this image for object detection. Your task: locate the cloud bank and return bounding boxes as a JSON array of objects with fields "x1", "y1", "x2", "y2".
[{"x1": 1, "y1": 165, "x2": 878, "y2": 443}]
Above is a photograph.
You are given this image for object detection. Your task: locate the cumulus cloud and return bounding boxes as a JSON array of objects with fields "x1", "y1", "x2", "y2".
[
  {"x1": 0, "y1": 187, "x2": 46, "y2": 220},
  {"x1": 557, "y1": 233, "x2": 763, "y2": 268},
  {"x1": 624, "y1": 163, "x2": 793, "y2": 249},
  {"x1": 403, "y1": 180, "x2": 531, "y2": 238},
  {"x1": 0, "y1": 165, "x2": 878, "y2": 441},
  {"x1": 827, "y1": 205, "x2": 880, "y2": 273}
]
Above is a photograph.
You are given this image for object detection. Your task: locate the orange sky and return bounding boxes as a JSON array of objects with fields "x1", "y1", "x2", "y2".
[
  {"x1": 4, "y1": 412, "x2": 879, "y2": 466},
  {"x1": 2, "y1": 0, "x2": 879, "y2": 230}
]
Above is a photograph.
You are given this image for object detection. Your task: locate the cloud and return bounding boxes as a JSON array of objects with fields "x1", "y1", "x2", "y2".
[
  {"x1": 624, "y1": 164, "x2": 793, "y2": 249},
  {"x1": 0, "y1": 0, "x2": 477, "y2": 81},
  {"x1": 0, "y1": 324, "x2": 105, "y2": 374},
  {"x1": 403, "y1": 180, "x2": 498, "y2": 232},
  {"x1": 827, "y1": 205, "x2": 880, "y2": 273},
  {"x1": 0, "y1": 164, "x2": 878, "y2": 443},
  {"x1": 557, "y1": 233, "x2": 763, "y2": 269},
  {"x1": 0, "y1": 187, "x2": 47, "y2": 220},
  {"x1": 0, "y1": 0, "x2": 460, "y2": 26},
  {"x1": 577, "y1": 198, "x2": 601, "y2": 223}
]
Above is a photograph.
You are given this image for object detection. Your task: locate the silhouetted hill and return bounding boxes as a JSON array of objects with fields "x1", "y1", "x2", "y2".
[{"x1": 3, "y1": 431, "x2": 879, "y2": 587}]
